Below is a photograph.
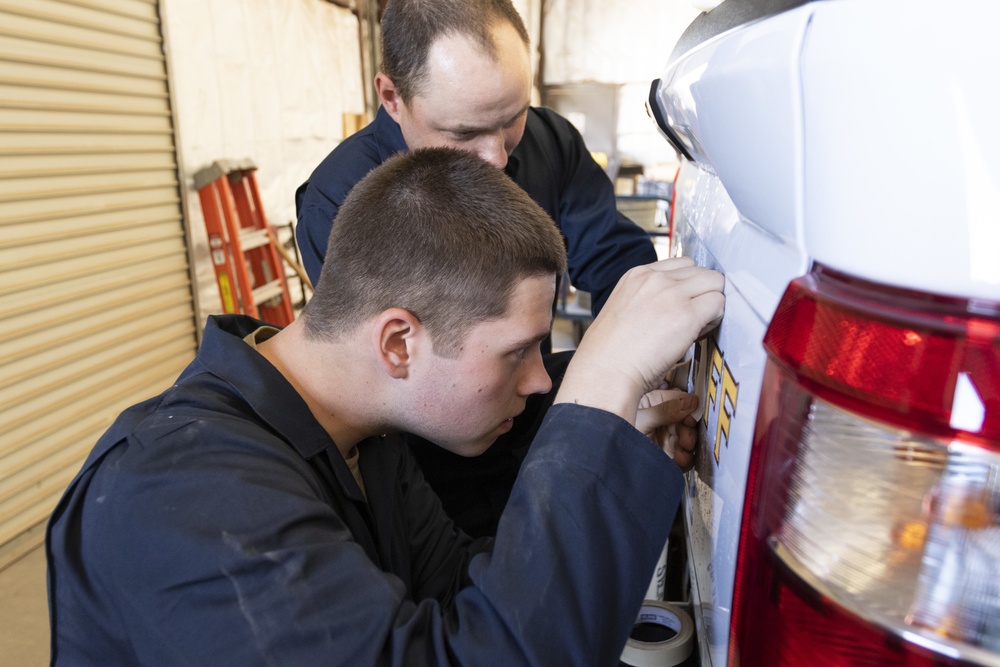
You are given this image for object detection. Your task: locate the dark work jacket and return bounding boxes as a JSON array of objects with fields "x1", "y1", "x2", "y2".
[
  {"x1": 406, "y1": 349, "x2": 574, "y2": 538},
  {"x1": 295, "y1": 107, "x2": 657, "y2": 537},
  {"x1": 295, "y1": 106, "x2": 657, "y2": 316},
  {"x1": 46, "y1": 314, "x2": 683, "y2": 666}
]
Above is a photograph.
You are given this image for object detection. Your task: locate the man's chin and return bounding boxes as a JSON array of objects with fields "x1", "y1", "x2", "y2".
[{"x1": 443, "y1": 436, "x2": 499, "y2": 458}]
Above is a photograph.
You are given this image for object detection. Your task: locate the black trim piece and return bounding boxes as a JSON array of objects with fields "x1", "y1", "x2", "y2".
[
  {"x1": 647, "y1": 78, "x2": 694, "y2": 162},
  {"x1": 670, "y1": 0, "x2": 817, "y2": 62}
]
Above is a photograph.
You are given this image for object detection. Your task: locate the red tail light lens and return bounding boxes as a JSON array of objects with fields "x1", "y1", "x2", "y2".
[{"x1": 729, "y1": 266, "x2": 1000, "y2": 666}]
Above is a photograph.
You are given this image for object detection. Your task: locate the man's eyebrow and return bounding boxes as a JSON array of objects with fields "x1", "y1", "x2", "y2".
[
  {"x1": 445, "y1": 104, "x2": 530, "y2": 134},
  {"x1": 502, "y1": 103, "x2": 531, "y2": 127},
  {"x1": 507, "y1": 327, "x2": 551, "y2": 351}
]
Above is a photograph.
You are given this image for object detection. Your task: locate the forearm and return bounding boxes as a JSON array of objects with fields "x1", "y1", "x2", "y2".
[{"x1": 457, "y1": 403, "x2": 681, "y2": 664}]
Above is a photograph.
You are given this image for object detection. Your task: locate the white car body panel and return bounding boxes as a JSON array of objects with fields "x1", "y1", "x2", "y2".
[
  {"x1": 800, "y1": 3, "x2": 1000, "y2": 300},
  {"x1": 653, "y1": 1, "x2": 1000, "y2": 665}
]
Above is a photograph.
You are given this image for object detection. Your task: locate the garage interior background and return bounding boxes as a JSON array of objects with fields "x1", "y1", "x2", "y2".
[{"x1": 0, "y1": 0, "x2": 703, "y2": 568}]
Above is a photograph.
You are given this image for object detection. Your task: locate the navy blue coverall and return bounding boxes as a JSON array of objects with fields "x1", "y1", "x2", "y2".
[{"x1": 47, "y1": 314, "x2": 682, "y2": 666}]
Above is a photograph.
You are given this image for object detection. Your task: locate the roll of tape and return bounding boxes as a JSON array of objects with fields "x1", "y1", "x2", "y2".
[{"x1": 620, "y1": 600, "x2": 694, "y2": 667}]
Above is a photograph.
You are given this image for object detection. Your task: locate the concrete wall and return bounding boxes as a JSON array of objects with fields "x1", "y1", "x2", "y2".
[
  {"x1": 162, "y1": 0, "x2": 364, "y2": 320},
  {"x1": 542, "y1": 0, "x2": 703, "y2": 177}
]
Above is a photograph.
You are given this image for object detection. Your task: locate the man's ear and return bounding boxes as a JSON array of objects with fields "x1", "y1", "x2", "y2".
[
  {"x1": 372, "y1": 308, "x2": 421, "y2": 379},
  {"x1": 375, "y1": 73, "x2": 405, "y2": 122}
]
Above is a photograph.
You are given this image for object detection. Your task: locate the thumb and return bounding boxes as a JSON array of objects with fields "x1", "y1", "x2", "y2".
[{"x1": 636, "y1": 390, "x2": 699, "y2": 435}]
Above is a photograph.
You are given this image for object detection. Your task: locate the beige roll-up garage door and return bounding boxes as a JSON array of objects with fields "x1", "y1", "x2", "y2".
[{"x1": 0, "y1": 0, "x2": 197, "y2": 569}]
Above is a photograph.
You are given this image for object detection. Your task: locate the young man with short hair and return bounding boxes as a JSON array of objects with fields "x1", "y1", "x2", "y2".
[
  {"x1": 47, "y1": 148, "x2": 724, "y2": 666},
  {"x1": 296, "y1": 0, "x2": 664, "y2": 537}
]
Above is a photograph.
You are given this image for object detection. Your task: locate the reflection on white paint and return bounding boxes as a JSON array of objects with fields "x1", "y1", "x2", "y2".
[
  {"x1": 954, "y1": 86, "x2": 1000, "y2": 287},
  {"x1": 691, "y1": 0, "x2": 724, "y2": 11},
  {"x1": 950, "y1": 372, "x2": 985, "y2": 432}
]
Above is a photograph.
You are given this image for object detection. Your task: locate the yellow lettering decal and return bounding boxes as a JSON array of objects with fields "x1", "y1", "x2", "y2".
[
  {"x1": 707, "y1": 345, "x2": 723, "y2": 412},
  {"x1": 714, "y1": 362, "x2": 739, "y2": 463}
]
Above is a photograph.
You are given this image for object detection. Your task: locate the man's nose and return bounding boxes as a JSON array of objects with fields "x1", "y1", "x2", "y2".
[
  {"x1": 475, "y1": 132, "x2": 508, "y2": 169},
  {"x1": 519, "y1": 349, "x2": 552, "y2": 397}
]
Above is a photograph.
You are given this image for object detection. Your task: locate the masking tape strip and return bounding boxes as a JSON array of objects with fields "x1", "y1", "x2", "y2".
[{"x1": 620, "y1": 600, "x2": 695, "y2": 667}]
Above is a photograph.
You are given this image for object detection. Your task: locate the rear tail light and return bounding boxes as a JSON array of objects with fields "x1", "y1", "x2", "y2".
[{"x1": 729, "y1": 265, "x2": 1000, "y2": 666}]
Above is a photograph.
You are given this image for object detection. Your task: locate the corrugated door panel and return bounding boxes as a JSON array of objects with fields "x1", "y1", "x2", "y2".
[
  {"x1": 0, "y1": 0, "x2": 161, "y2": 36},
  {"x1": 6, "y1": 219, "x2": 184, "y2": 267},
  {"x1": 0, "y1": 59, "x2": 169, "y2": 98},
  {"x1": 1, "y1": 131, "x2": 175, "y2": 152},
  {"x1": 0, "y1": 0, "x2": 196, "y2": 569},
  {"x1": 2, "y1": 86, "x2": 170, "y2": 116},
  {"x1": 0, "y1": 201, "x2": 180, "y2": 243},
  {"x1": 1, "y1": 107, "x2": 174, "y2": 132},
  {"x1": 1, "y1": 294, "x2": 194, "y2": 386},
  {"x1": 0, "y1": 33, "x2": 164, "y2": 79},
  {"x1": 0, "y1": 5, "x2": 162, "y2": 56},
  {"x1": 1, "y1": 256, "x2": 188, "y2": 318},
  {"x1": 0, "y1": 186, "x2": 180, "y2": 225},
  {"x1": 1, "y1": 273, "x2": 190, "y2": 348}
]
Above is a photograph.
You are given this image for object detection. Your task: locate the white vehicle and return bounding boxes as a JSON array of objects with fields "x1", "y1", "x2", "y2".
[{"x1": 648, "y1": 1, "x2": 1000, "y2": 665}]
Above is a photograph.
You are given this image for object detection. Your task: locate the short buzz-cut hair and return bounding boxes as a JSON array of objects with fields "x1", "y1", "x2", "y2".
[
  {"x1": 380, "y1": 0, "x2": 530, "y2": 103},
  {"x1": 302, "y1": 148, "x2": 567, "y2": 356}
]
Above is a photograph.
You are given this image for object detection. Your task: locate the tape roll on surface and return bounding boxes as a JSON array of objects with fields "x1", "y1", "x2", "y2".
[{"x1": 620, "y1": 601, "x2": 694, "y2": 667}]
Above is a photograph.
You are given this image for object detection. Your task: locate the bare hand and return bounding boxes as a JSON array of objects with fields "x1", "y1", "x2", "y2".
[
  {"x1": 555, "y1": 258, "x2": 725, "y2": 424},
  {"x1": 636, "y1": 389, "x2": 700, "y2": 471}
]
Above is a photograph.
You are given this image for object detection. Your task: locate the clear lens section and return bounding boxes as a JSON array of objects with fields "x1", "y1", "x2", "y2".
[
  {"x1": 776, "y1": 398, "x2": 1000, "y2": 655},
  {"x1": 907, "y1": 442, "x2": 1000, "y2": 652}
]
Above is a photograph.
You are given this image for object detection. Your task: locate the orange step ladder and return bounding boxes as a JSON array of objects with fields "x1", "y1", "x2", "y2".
[{"x1": 193, "y1": 159, "x2": 295, "y2": 327}]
